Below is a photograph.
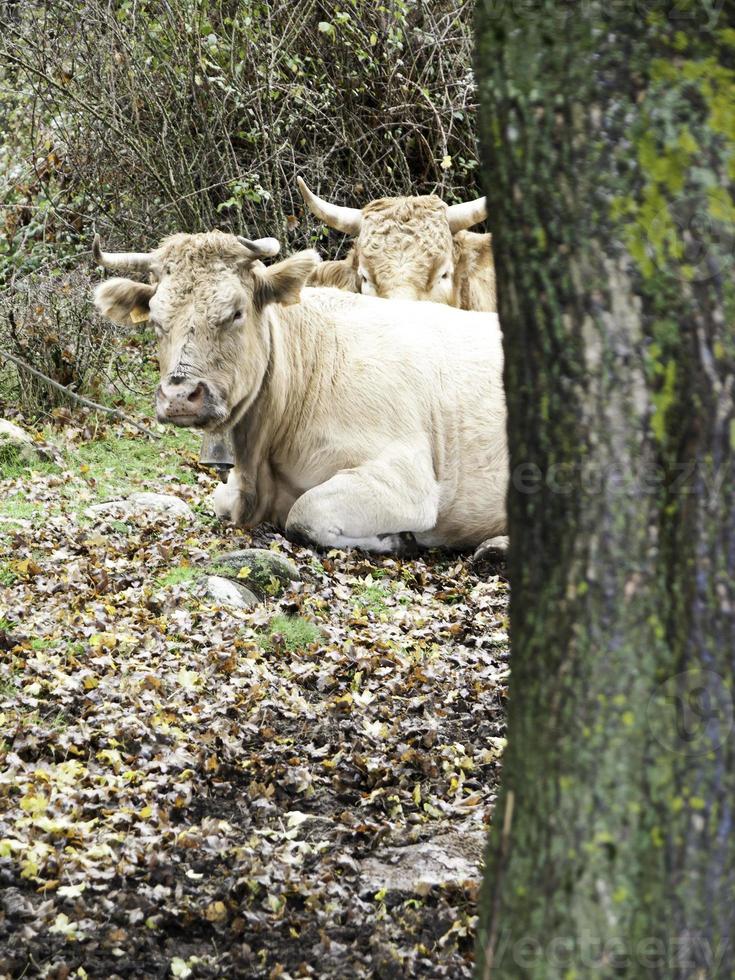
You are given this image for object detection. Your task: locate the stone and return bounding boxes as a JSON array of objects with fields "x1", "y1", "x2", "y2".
[
  {"x1": 359, "y1": 830, "x2": 486, "y2": 894},
  {"x1": 85, "y1": 492, "x2": 194, "y2": 521},
  {"x1": 208, "y1": 548, "x2": 300, "y2": 598},
  {"x1": 0, "y1": 419, "x2": 55, "y2": 467},
  {"x1": 205, "y1": 575, "x2": 259, "y2": 610}
]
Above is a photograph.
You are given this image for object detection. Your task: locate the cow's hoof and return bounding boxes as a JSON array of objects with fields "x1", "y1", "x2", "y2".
[
  {"x1": 471, "y1": 536, "x2": 509, "y2": 564},
  {"x1": 380, "y1": 531, "x2": 419, "y2": 556}
]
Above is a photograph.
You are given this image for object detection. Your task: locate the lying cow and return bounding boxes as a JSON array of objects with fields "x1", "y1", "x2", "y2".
[
  {"x1": 93, "y1": 232, "x2": 507, "y2": 554},
  {"x1": 297, "y1": 177, "x2": 497, "y2": 312}
]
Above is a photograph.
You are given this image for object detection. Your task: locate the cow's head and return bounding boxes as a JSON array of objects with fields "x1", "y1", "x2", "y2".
[
  {"x1": 93, "y1": 232, "x2": 319, "y2": 431},
  {"x1": 297, "y1": 177, "x2": 487, "y2": 305}
]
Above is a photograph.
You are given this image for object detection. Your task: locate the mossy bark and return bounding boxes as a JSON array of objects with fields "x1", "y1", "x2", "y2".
[{"x1": 474, "y1": 2, "x2": 735, "y2": 977}]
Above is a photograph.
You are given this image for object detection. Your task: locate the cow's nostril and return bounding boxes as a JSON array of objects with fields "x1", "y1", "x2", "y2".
[{"x1": 188, "y1": 383, "x2": 205, "y2": 403}]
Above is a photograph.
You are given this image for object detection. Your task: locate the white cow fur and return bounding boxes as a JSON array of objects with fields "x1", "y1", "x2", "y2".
[{"x1": 214, "y1": 288, "x2": 508, "y2": 552}]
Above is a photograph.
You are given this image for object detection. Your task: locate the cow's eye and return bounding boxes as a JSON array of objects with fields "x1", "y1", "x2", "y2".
[
  {"x1": 439, "y1": 269, "x2": 452, "y2": 281},
  {"x1": 232, "y1": 309, "x2": 243, "y2": 321}
]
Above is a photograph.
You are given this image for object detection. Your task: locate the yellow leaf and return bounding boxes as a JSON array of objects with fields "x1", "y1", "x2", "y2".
[
  {"x1": 204, "y1": 900, "x2": 228, "y2": 923},
  {"x1": 89, "y1": 632, "x2": 117, "y2": 650},
  {"x1": 440, "y1": 154, "x2": 453, "y2": 170},
  {"x1": 97, "y1": 749, "x2": 122, "y2": 772},
  {"x1": 57, "y1": 761, "x2": 85, "y2": 783},
  {"x1": 236, "y1": 566, "x2": 251, "y2": 579},
  {"x1": 20, "y1": 794, "x2": 48, "y2": 817},
  {"x1": 13, "y1": 559, "x2": 42, "y2": 579},
  {"x1": 129, "y1": 305, "x2": 149, "y2": 324}
]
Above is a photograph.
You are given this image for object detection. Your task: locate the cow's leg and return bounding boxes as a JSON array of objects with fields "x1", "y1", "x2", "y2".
[
  {"x1": 213, "y1": 467, "x2": 257, "y2": 527},
  {"x1": 285, "y1": 456, "x2": 439, "y2": 553}
]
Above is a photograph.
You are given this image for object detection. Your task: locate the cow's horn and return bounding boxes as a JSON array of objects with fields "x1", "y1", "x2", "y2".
[
  {"x1": 92, "y1": 234, "x2": 154, "y2": 275},
  {"x1": 297, "y1": 177, "x2": 362, "y2": 235},
  {"x1": 446, "y1": 196, "x2": 487, "y2": 233},
  {"x1": 237, "y1": 236, "x2": 281, "y2": 259}
]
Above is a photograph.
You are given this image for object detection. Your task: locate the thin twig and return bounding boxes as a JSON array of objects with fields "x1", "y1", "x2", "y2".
[{"x1": 0, "y1": 348, "x2": 160, "y2": 439}]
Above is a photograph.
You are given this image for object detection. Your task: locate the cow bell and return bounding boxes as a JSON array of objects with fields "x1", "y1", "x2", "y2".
[{"x1": 199, "y1": 432, "x2": 235, "y2": 482}]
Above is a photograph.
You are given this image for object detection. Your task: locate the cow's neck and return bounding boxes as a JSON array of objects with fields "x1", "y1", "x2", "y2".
[{"x1": 230, "y1": 299, "x2": 335, "y2": 519}]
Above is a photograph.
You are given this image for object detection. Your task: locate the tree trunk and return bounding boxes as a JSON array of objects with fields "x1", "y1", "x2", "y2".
[{"x1": 474, "y1": 3, "x2": 735, "y2": 977}]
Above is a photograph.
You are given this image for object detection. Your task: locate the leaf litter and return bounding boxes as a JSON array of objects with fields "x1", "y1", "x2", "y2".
[{"x1": 0, "y1": 416, "x2": 508, "y2": 980}]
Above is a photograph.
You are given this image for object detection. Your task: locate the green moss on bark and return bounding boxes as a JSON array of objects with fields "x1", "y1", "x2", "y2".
[{"x1": 474, "y1": 2, "x2": 735, "y2": 977}]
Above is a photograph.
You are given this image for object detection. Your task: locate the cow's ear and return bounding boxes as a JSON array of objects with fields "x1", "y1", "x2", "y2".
[
  {"x1": 307, "y1": 256, "x2": 359, "y2": 292},
  {"x1": 94, "y1": 278, "x2": 156, "y2": 326},
  {"x1": 254, "y1": 250, "x2": 321, "y2": 308}
]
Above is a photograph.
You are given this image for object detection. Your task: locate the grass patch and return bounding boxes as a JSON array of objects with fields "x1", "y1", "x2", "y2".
[
  {"x1": 0, "y1": 562, "x2": 18, "y2": 586},
  {"x1": 108, "y1": 519, "x2": 132, "y2": 535},
  {"x1": 0, "y1": 498, "x2": 38, "y2": 521},
  {"x1": 0, "y1": 673, "x2": 20, "y2": 697},
  {"x1": 356, "y1": 583, "x2": 393, "y2": 614},
  {"x1": 72, "y1": 429, "x2": 199, "y2": 495},
  {"x1": 30, "y1": 637, "x2": 54, "y2": 651},
  {"x1": 156, "y1": 566, "x2": 199, "y2": 588},
  {"x1": 0, "y1": 445, "x2": 59, "y2": 482},
  {"x1": 354, "y1": 581, "x2": 413, "y2": 618},
  {"x1": 260, "y1": 615, "x2": 322, "y2": 653}
]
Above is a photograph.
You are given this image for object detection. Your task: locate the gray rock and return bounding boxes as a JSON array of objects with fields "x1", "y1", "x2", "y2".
[
  {"x1": 0, "y1": 419, "x2": 57, "y2": 467},
  {"x1": 86, "y1": 492, "x2": 193, "y2": 520},
  {"x1": 205, "y1": 575, "x2": 259, "y2": 610},
  {"x1": 359, "y1": 830, "x2": 485, "y2": 894},
  {"x1": 208, "y1": 548, "x2": 300, "y2": 598}
]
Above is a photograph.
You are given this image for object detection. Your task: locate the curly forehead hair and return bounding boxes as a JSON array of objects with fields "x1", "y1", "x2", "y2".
[
  {"x1": 359, "y1": 196, "x2": 452, "y2": 256},
  {"x1": 157, "y1": 231, "x2": 252, "y2": 268}
]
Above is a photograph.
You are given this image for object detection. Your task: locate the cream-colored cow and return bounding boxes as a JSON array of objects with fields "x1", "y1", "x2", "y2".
[
  {"x1": 93, "y1": 231, "x2": 507, "y2": 553},
  {"x1": 298, "y1": 178, "x2": 496, "y2": 312}
]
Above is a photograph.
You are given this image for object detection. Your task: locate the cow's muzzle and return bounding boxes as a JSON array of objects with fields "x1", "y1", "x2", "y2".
[{"x1": 156, "y1": 376, "x2": 219, "y2": 427}]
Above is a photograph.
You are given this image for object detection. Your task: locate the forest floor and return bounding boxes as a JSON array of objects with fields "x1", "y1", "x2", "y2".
[{"x1": 0, "y1": 390, "x2": 508, "y2": 978}]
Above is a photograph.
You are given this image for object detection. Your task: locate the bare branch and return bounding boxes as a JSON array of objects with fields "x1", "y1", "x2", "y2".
[{"x1": 0, "y1": 348, "x2": 161, "y2": 440}]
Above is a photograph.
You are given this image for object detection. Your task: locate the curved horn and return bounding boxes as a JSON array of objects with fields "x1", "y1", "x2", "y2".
[
  {"x1": 446, "y1": 196, "x2": 487, "y2": 233},
  {"x1": 92, "y1": 234, "x2": 154, "y2": 276},
  {"x1": 237, "y1": 236, "x2": 281, "y2": 259},
  {"x1": 296, "y1": 177, "x2": 362, "y2": 236}
]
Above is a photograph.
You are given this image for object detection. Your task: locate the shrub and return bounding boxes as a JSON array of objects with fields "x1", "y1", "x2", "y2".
[
  {"x1": 0, "y1": 0, "x2": 481, "y2": 276},
  {"x1": 0, "y1": 269, "x2": 115, "y2": 414}
]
